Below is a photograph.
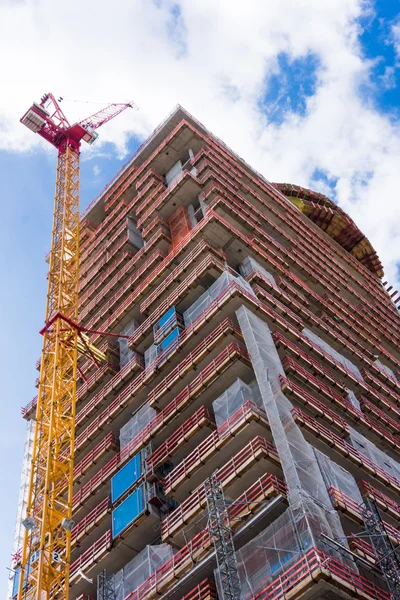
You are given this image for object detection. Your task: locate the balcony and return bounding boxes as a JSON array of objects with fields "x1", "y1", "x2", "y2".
[
  {"x1": 124, "y1": 473, "x2": 288, "y2": 600},
  {"x1": 74, "y1": 432, "x2": 119, "y2": 483},
  {"x1": 162, "y1": 436, "x2": 283, "y2": 545},
  {"x1": 71, "y1": 496, "x2": 110, "y2": 550},
  {"x1": 292, "y1": 407, "x2": 400, "y2": 497},
  {"x1": 181, "y1": 580, "x2": 216, "y2": 600},
  {"x1": 145, "y1": 405, "x2": 216, "y2": 473},
  {"x1": 328, "y1": 486, "x2": 400, "y2": 546},
  {"x1": 74, "y1": 320, "x2": 248, "y2": 458},
  {"x1": 359, "y1": 480, "x2": 400, "y2": 523},
  {"x1": 72, "y1": 342, "x2": 251, "y2": 514},
  {"x1": 247, "y1": 548, "x2": 389, "y2": 600},
  {"x1": 163, "y1": 400, "x2": 270, "y2": 500},
  {"x1": 79, "y1": 249, "x2": 165, "y2": 320},
  {"x1": 137, "y1": 170, "x2": 202, "y2": 230}
]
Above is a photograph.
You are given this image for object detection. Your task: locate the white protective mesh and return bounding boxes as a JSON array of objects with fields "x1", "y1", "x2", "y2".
[
  {"x1": 374, "y1": 359, "x2": 397, "y2": 382},
  {"x1": 8, "y1": 420, "x2": 35, "y2": 599},
  {"x1": 314, "y1": 449, "x2": 363, "y2": 504},
  {"x1": 302, "y1": 328, "x2": 363, "y2": 380},
  {"x1": 118, "y1": 320, "x2": 138, "y2": 369},
  {"x1": 236, "y1": 306, "x2": 351, "y2": 566},
  {"x1": 239, "y1": 256, "x2": 277, "y2": 286},
  {"x1": 349, "y1": 427, "x2": 400, "y2": 481},
  {"x1": 212, "y1": 378, "x2": 262, "y2": 428},
  {"x1": 236, "y1": 504, "x2": 333, "y2": 600},
  {"x1": 347, "y1": 390, "x2": 361, "y2": 410},
  {"x1": 144, "y1": 344, "x2": 158, "y2": 369},
  {"x1": 111, "y1": 544, "x2": 174, "y2": 600},
  {"x1": 183, "y1": 271, "x2": 255, "y2": 327},
  {"x1": 120, "y1": 403, "x2": 157, "y2": 448}
]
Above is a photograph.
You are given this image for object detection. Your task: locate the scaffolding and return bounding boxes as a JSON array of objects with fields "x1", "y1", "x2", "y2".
[
  {"x1": 15, "y1": 107, "x2": 400, "y2": 600},
  {"x1": 205, "y1": 474, "x2": 242, "y2": 600},
  {"x1": 97, "y1": 570, "x2": 115, "y2": 600},
  {"x1": 8, "y1": 420, "x2": 35, "y2": 600},
  {"x1": 360, "y1": 498, "x2": 400, "y2": 599}
]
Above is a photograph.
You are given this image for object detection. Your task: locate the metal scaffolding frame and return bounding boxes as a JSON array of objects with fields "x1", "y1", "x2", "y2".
[
  {"x1": 205, "y1": 474, "x2": 242, "y2": 600},
  {"x1": 97, "y1": 569, "x2": 115, "y2": 600},
  {"x1": 360, "y1": 498, "x2": 400, "y2": 600}
]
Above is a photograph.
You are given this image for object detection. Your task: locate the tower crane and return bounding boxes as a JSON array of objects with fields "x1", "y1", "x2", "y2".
[{"x1": 18, "y1": 93, "x2": 135, "y2": 600}]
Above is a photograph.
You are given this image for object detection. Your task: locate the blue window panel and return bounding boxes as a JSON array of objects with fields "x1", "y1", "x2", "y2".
[
  {"x1": 270, "y1": 552, "x2": 293, "y2": 575},
  {"x1": 111, "y1": 452, "x2": 142, "y2": 504},
  {"x1": 12, "y1": 567, "x2": 20, "y2": 598},
  {"x1": 158, "y1": 307, "x2": 176, "y2": 329},
  {"x1": 153, "y1": 307, "x2": 184, "y2": 344},
  {"x1": 112, "y1": 485, "x2": 145, "y2": 538},
  {"x1": 12, "y1": 564, "x2": 30, "y2": 598},
  {"x1": 158, "y1": 327, "x2": 180, "y2": 352}
]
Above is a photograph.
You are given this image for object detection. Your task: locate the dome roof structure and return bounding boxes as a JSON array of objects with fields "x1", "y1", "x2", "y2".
[{"x1": 275, "y1": 183, "x2": 383, "y2": 278}]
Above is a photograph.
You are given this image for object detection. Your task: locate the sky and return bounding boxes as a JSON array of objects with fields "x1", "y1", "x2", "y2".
[{"x1": 0, "y1": 0, "x2": 400, "y2": 596}]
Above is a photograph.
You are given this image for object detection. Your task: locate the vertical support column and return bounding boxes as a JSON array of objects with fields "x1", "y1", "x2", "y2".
[
  {"x1": 19, "y1": 144, "x2": 80, "y2": 600},
  {"x1": 205, "y1": 475, "x2": 242, "y2": 600},
  {"x1": 97, "y1": 570, "x2": 116, "y2": 600},
  {"x1": 360, "y1": 498, "x2": 400, "y2": 599},
  {"x1": 236, "y1": 306, "x2": 349, "y2": 559}
]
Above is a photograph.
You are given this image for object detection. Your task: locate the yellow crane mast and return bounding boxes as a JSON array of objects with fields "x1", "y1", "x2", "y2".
[{"x1": 18, "y1": 93, "x2": 134, "y2": 600}]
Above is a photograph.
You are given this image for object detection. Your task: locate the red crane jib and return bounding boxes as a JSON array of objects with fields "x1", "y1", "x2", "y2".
[{"x1": 20, "y1": 92, "x2": 133, "y2": 153}]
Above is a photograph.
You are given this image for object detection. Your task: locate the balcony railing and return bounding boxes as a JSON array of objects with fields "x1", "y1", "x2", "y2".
[
  {"x1": 163, "y1": 400, "x2": 269, "y2": 494},
  {"x1": 328, "y1": 486, "x2": 400, "y2": 544},
  {"x1": 70, "y1": 529, "x2": 112, "y2": 581},
  {"x1": 125, "y1": 472, "x2": 286, "y2": 600},
  {"x1": 181, "y1": 580, "x2": 216, "y2": 600},
  {"x1": 252, "y1": 548, "x2": 389, "y2": 600},
  {"x1": 162, "y1": 437, "x2": 282, "y2": 540},
  {"x1": 146, "y1": 405, "x2": 216, "y2": 470},
  {"x1": 292, "y1": 407, "x2": 400, "y2": 494},
  {"x1": 71, "y1": 496, "x2": 110, "y2": 547}
]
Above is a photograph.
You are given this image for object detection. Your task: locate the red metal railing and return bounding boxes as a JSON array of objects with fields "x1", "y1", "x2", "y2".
[
  {"x1": 361, "y1": 368, "x2": 400, "y2": 406},
  {"x1": 328, "y1": 486, "x2": 400, "y2": 542},
  {"x1": 360, "y1": 480, "x2": 400, "y2": 519},
  {"x1": 181, "y1": 580, "x2": 216, "y2": 600},
  {"x1": 146, "y1": 406, "x2": 215, "y2": 470},
  {"x1": 292, "y1": 407, "x2": 400, "y2": 493},
  {"x1": 253, "y1": 548, "x2": 389, "y2": 600},
  {"x1": 74, "y1": 432, "x2": 119, "y2": 480},
  {"x1": 280, "y1": 375, "x2": 349, "y2": 434},
  {"x1": 80, "y1": 250, "x2": 164, "y2": 318},
  {"x1": 70, "y1": 529, "x2": 112, "y2": 579},
  {"x1": 71, "y1": 496, "x2": 110, "y2": 546},
  {"x1": 163, "y1": 400, "x2": 268, "y2": 493},
  {"x1": 75, "y1": 351, "x2": 145, "y2": 428},
  {"x1": 162, "y1": 436, "x2": 282, "y2": 539}
]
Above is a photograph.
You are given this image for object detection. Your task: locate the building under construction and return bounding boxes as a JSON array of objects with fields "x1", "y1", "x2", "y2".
[{"x1": 10, "y1": 106, "x2": 400, "y2": 600}]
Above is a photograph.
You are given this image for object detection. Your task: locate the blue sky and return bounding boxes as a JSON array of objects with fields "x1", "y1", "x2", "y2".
[{"x1": 1, "y1": 0, "x2": 400, "y2": 597}]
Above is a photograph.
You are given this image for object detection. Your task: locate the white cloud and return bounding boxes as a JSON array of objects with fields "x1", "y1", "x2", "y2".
[
  {"x1": 1, "y1": 0, "x2": 399, "y2": 288},
  {"x1": 392, "y1": 18, "x2": 400, "y2": 59},
  {"x1": 93, "y1": 164, "x2": 101, "y2": 177}
]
